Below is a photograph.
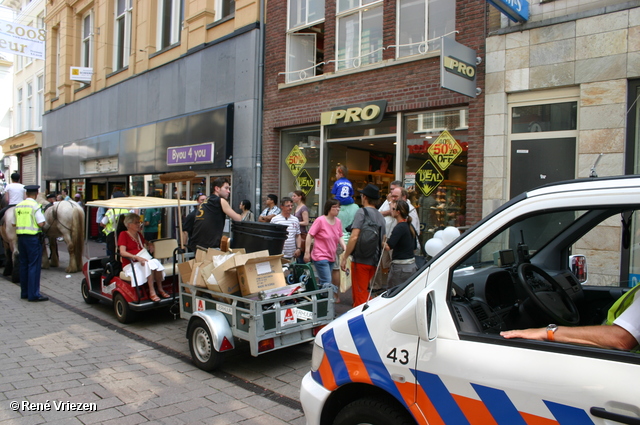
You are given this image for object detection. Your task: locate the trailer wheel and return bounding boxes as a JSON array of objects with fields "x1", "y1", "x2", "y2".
[
  {"x1": 81, "y1": 278, "x2": 99, "y2": 304},
  {"x1": 113, "y1": 293, "x2": 136, "y2": 324},
  {"x1": 333, "y1": 397, "x2": 415, "y2": 425},
  {"x1": 189, "y1": 318, "x2": 224, "y2": 371}
]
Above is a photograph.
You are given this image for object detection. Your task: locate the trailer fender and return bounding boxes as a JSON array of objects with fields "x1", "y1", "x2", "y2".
[{"x1": 187, "y1": 310, "x2": 235, "y2": 352}]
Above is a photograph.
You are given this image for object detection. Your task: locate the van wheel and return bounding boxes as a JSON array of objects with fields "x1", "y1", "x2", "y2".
[
  {"x1": 113, "y1": 293, "x2": 135, "y2": 324},
  {"x1": 189, "y1": 318, "x2": 224, "y2": 371},
  {"x1": 81, "y1": 279, "x2": 99, "y2": 304},
  {"x1": 333, "y1": 397, "x2": 415, "y2": 425}
]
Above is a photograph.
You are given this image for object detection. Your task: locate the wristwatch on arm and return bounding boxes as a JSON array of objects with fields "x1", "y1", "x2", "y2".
[{"x1": 546, "y1": 324, "x2": 558, "y2": 341}]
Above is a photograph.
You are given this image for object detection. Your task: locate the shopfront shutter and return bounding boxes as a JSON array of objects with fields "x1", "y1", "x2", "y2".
[{"x1": 21, "y1": 152, "x2": 37, "y2": 185}]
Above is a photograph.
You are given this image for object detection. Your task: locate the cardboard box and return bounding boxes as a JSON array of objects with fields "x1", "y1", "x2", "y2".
[
  {"x1": 202, "y1": 249, "x2": 259, "y2": 296},
  {"x1": 178, "y1": 260, "x2": 194, "y2": 284},
  {"x1": 236, "y1": 254, "x2": 287, "y2": 296}
]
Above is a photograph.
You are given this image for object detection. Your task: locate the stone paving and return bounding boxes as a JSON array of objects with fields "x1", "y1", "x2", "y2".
[{"x1": 0, "y1": 241, "x2": 343, "y2": 424}]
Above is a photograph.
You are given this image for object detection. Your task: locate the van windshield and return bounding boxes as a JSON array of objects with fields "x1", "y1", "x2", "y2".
[{"x1": 457, "y1": 210, "x2": 588, "y2": 269}]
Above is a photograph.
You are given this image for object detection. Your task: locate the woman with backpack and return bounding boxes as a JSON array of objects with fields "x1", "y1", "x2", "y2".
[
  {"x1": 304, "y1": 199, "x2": 345, "y2": 302},
  {"x1": 384, "y1": 200, "x2": 418, "y2": 289}
]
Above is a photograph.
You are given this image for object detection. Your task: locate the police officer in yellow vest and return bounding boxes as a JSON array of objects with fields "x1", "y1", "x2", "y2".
[
  {"x1": 100, "y1": 191, "x2": 129, "y2": 257},
  {"x1": 14, "y1": 185, "x2": 48, "y2": 302}
]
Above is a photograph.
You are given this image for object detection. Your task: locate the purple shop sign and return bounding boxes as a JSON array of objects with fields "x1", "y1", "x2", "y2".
[{"x1": 167, "y1": 142, "x2": 215, "y2": 165}]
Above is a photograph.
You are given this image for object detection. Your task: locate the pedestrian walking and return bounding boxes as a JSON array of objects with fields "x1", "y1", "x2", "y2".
[
  {"x1": 182, "y1": 193, "x2": 207, "y2": 247},
  {"x1": 304, "y1": 199, "x2": 344, "y2": 301},
  {"x1": 190, "y1": 177, "x2": 241, "y2": 250},
  {"x1": 15, "y1": 185, "x2": 47, "y2": 302},
  {"x1": 292, "y1": 190, "x2": 309, "y2": 262},
  {"x1": 143, "y1": 203, "x2": 162, "y2": 241},
  {"x1": 271, "y1": 197, "x2": 301, "y2": 261},
  {"x1": 384, "y1": 200, "x2": 418, "y2": 289},
  {"x1": 258, "y1": 194, "x2": 281, "y2": 222},
  {"x1": 340, "y1": 184, "x2": 385, "y2": 307},
  {"x1": 239, "y1": 199, "x2": 254, "y2": 221}
]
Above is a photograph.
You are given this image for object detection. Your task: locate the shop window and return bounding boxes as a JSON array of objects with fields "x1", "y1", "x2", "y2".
[
  {"x1": 286, "y1": 0, "x2": 325, "y2": 83},
  {"x1": 114, "y1": 0, "x2": 133, "y2": 70},
  {"x1": 215, "y1": 0, "x2": 235, "y2": 21},
  {"x1": 280, "y1": 127, "x2": 321, "y2": 218},
  {"x1": 396, "y1": 0, "x2": 455, "y2": 58},
  {"x1": 404, "y1": 108, "x2": 469, "y2": 252},
  {"x1": 336, "y1": 0, "x2": 383, "y2": 70},
  {"x1": 81, "y1": 12, "x2": 93, "y2": 68},
  {"x1": 158, "y1": 0, "x2": 183, "y2": 49},
  {"x1": 511, "y1": 102, "x2": 577, "y2": 133}
]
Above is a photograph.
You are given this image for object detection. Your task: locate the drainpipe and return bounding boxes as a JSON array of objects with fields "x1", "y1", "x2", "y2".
[{"x1": 254, "y1": 0, "x2": 265, "y2": 215}]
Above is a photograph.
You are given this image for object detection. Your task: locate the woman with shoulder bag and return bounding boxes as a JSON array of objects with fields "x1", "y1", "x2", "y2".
[
  {"x1": 384, "y1": 200, "x2": 418, "y2": 289},
  {"x1": 304, "y1": 199, "x2": 345, "y2": 302}
]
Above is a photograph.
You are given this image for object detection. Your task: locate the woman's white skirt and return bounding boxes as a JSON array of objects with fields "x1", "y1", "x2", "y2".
[{"x1": 123, "y1": 250, "x2": 165, "y2": 287}]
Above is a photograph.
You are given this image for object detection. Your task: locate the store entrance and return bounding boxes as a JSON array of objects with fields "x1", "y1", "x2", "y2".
[{"x1": 327, "y1": 138, "x2": 396, "y2": 204}]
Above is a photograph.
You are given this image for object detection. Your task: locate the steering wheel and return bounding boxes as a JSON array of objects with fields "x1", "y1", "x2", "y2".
[{"x1": 517, "y1": 263, "x2": 580, "y2": 326}]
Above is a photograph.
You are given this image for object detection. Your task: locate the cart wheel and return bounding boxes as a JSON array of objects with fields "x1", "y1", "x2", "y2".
[
  {"x1": 81, "y1": 278, "x2": 99, "y2": 304},
  {"x1": 333, "y1": 397, "x2": 415, "y2": 425},
  {"x1": 189, "y1": 318, "x2": 224, "y2": 371},
  {"x1": 113, "y1": 293, "x2": 136, "y2": 324}
]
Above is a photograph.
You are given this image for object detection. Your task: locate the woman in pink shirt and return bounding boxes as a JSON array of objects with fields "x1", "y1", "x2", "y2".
[{"x1": 304, "y1": 199, "x2": 345, "y2": 300}]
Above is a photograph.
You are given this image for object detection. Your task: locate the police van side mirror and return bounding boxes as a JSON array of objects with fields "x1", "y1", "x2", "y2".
[
  {"x1": 569, "y1": 255, "x2": 588, "y2": 284},
  {"x1": 426, "y1": 291, "x2": 437, "y2": 340}
]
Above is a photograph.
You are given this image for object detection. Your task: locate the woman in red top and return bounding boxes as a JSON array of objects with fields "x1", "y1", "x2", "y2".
[{"x1": 118, "y1": 213, "x2": 167, "y2": 302}]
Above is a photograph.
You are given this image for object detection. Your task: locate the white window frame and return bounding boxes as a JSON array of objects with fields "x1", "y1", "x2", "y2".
[
  {"x1": 157, "y1": 0, "x2": 182, "y2": 49},
  {"x1": 55, "y1": 29, "x2": 61, "y2": 97},
  {"x1": 214, "y1": 0, "x2": 234, "y2": 22},
  {"x1": 36, "y1": 74, "x2": 44, "y2": 129},
  {"x1": 335, "y1": 0, "x2": 383, "y2": 71},
  {"x1": 16, "y1": 87, "x2": 23, "y2": 133},
  {"x1": 114, "y1": 0, "x2": 133, "y2": 69},
  {"x1": 26, "y1": 80, "x2": 33, "y2": 130},
  {"x1": 287, "y1": 0, "x2": 324, "y2": 30},
  {"x1": 395, "y1": 0, "x2": 427, "y2": 58},
  {"x1": 81, "y1": 12, "x2": 93, "y2": 68}
]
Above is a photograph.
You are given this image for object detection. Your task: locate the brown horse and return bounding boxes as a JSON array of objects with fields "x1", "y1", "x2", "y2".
[{"x1": 42, "y1": 199, "x2": 85, "y2": 273}]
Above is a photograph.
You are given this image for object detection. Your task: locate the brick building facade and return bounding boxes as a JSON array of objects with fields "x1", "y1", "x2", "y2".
[{"x1": 262, "y1": 0, "x2": 486, "y2": 246}]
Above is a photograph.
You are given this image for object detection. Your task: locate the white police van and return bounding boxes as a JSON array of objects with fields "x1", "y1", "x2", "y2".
[{"x1": 301, "y1": 176, "x2": 640, "y2": 425}]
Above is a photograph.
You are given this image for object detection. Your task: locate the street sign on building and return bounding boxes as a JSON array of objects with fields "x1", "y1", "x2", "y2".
[
  {"x1": 296, "y1": 169, "x2": 314, "y2": 195},
  {"x1": 428, "y1": 130, "x2": 462, "y2": 170},
  {"x1": 167, "y1": 142, "x2": 215, "y2": 165},
  {"x1": 415, "y1": 160, "x2": 444, "y2": 197},
  {"x1": 286, "y1": 145, "x2": 307, "y2": 176},
  {"x1": 487, "y1": 0, "x2": 529, "y2": 23},
  {"x1": 441, "y1": 37, "x2": 477, "y2": 98},
  {"x1": 70, "y1": 67, "x2": 93, "y2": 83}
]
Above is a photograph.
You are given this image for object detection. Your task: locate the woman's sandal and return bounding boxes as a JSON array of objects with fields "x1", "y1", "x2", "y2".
[
  {"x1": 158, "y1": 291, "x2": 171, "y2": 299},
  {"x1": 150, "y1": 294, "x2": 161, "y2": 302}
]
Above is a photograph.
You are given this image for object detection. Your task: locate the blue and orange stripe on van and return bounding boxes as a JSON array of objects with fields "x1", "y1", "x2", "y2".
[{"x1": 312, "y1": 315, "x2": 595, "y2": 425}]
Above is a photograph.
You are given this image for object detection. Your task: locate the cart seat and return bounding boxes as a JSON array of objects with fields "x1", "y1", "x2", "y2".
[{"x1": 151, "y1": 238, "x2": 180, "y2": 277}]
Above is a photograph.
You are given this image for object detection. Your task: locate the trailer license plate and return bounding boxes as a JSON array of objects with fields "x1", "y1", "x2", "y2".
[{"x1": 216, "y1": 303, "x2": 233, "y2": 316}]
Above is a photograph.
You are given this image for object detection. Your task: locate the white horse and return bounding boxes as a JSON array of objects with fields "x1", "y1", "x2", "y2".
[{"x1": 42, "y1": 199, "x2": 85, "y2": 273}]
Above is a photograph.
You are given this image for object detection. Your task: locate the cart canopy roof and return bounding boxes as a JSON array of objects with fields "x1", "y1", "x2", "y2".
[{"x1": 86, "y1": 196, "x2": 199, "y2": 209}]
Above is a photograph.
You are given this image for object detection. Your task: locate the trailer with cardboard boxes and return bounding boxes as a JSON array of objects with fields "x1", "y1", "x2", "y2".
[{"x1": 178, "y1": 247, "x2": 335, "y2": 371}]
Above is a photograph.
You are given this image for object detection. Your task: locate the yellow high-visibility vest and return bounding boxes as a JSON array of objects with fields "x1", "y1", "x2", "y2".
[{"x1": 15, "y1": 198, "x2": 42, "y2": 235}]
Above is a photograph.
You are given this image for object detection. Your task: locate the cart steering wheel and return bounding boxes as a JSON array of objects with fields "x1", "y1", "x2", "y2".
[{"x1": 517, "y1": 263, "x2": 580, "y2": 326}]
